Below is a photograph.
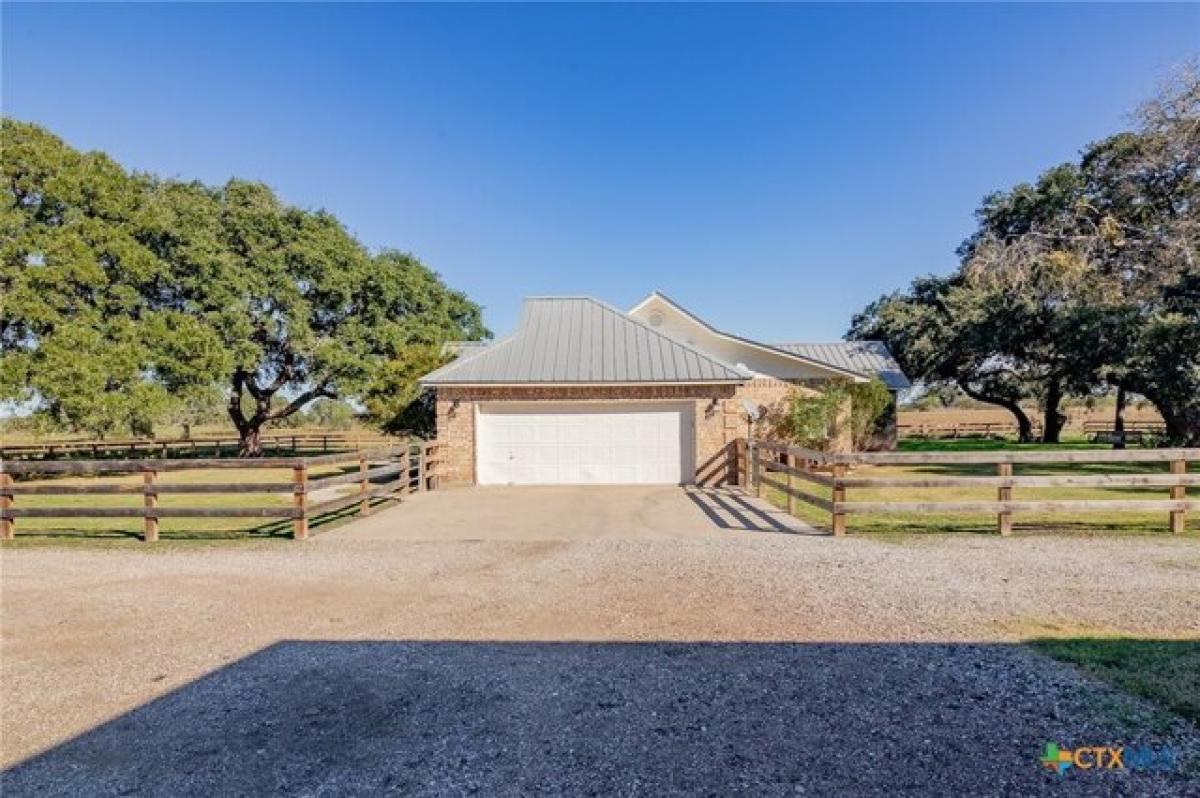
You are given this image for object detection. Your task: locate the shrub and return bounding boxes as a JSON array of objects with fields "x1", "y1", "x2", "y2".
[{"x1": 778, "y1": 378, "x2": 893, "y2": 450}]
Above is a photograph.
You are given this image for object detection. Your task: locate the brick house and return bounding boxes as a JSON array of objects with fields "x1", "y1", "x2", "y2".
[{"x1": 420, "y1": 292, "x2": 908, "y2": 486}]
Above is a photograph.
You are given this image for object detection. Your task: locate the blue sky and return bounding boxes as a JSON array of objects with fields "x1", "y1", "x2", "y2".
[{"x1": 3, "y1": 3, "x2": 1196, "y2": 341}]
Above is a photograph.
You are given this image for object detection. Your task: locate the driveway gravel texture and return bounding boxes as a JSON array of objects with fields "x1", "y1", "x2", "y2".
[{"x1": 1, "y1": 486, "x2": 1198, "y2": 796}]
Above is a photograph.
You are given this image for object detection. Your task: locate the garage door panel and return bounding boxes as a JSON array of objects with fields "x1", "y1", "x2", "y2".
[{"x1": 477, "y1": 403, "x2": 690, "y2": 485}]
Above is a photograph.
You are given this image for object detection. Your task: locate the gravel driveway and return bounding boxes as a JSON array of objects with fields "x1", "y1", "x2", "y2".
[{"x1": 2, "y1": 487, "x2": 1198, "y2": 795}]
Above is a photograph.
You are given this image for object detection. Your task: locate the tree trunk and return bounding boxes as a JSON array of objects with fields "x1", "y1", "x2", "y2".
[
  {"x1": 1112, "y1": 385, "x2": 1126, "y2": 450},
  {"x1": 238, "y1": 426, "x2": 264, "y2": 457},
  {"x1": 1041, "y1": 378, "x2": 1066, "y2": 444},
  {"x1": 227, "y1": 375, "x2": 266, "y2": 458},
  {"x1": 958, "y1": 381, "x2": 1035, "y2": 443},
  {"x1": 1129, "y1": 386, "x2": 1200, "y2": 447}
]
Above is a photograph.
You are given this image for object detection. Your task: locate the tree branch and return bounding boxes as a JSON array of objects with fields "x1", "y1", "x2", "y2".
[{"x1": 265, "y1": 381, "x2": 336, "y2": 423}]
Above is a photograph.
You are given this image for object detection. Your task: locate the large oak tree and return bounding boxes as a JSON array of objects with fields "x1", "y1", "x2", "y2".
[
  {"x1": 1, "y1": 119, "x2": 487, "y2": 453},
  {"x1": 851, "y1": 68, "x2": 1200, "y2": 445}
]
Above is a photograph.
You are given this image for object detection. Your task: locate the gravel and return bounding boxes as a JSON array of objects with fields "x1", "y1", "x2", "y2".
[{"x1": 2, "y1": 488, "x2": 1198, "y2": 794}]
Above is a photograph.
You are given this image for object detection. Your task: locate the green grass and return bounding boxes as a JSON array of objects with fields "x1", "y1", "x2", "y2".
[
  {"x1": 763, "y1": 456, "x2": 1200, "y2": 536},
  {"x1": 1029, "y1": 637, "x2": 1200, "y2": 725},
  {"x1": 1, "y1": 464, "x2": 380, "y2": 543},
  {"x1": 898, "y1": 436, "x2": 1132, "y2": 452}
]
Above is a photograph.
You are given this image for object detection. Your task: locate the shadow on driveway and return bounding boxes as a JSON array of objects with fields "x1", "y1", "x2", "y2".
[
  {"x1": 4, "y1": 641, "x2": 1195, "y2": 795},
  {"x1": 684, "y1": 487, "x2": 821, "y2": 535}
]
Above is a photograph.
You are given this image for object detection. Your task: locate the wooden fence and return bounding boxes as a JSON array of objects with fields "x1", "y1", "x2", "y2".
[
  {"x1": 746, "y1": 440, "x2": 1198, "y2": 536},
  {"x1": 0, "y1": 432, "x2": 397, "y2": 460},
  {"x1": 897, "y1": 420, "x2": 1041, "y2": 439},
  {"x1": 1080, "y1": 420, "x2": 1167, "y2": 444},
  {"x1": 0, "y1": 442, "x2": 437, "y2": 542},
  {"x1": 897, "y1": 418, "x2": 1167, "y2": 442}
]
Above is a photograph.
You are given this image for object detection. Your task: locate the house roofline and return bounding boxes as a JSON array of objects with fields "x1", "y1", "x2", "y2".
[
  {"x1": 421, "y1": 379, "x2": 747, "y2": 388},
  {"x1": 629, "y1": 291, "x2": 868, "y2": 382},
  {"x1": 419, "y1": 295, "x2": 751, "y2": 385}
]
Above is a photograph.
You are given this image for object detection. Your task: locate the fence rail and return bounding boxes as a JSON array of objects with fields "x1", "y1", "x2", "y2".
[
  {"x1": 0, "y1": 432, "x2": 397, "y2": 460},
  {"x1": 746, "y1": 440, "x2": 1197, "y2": 536},
  {"x1": 897, "y1": 421, "x2": 1040, "y2": 439},
  {"x1": 897, "y1": 418, "x2": 1167, "y2": 442},
  {"x1": 0, "y1": 443, "x2": 437, "y2": 541}
]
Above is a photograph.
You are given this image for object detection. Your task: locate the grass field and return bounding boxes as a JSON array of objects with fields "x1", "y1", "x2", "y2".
[{"x1": 763, "y1": 439, "x2": 1199, "y2": 537}]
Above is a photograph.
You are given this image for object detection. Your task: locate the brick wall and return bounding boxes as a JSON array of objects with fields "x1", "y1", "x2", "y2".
[{"x1": 434, "y1": 379, "x2": 853, "y2": 487}]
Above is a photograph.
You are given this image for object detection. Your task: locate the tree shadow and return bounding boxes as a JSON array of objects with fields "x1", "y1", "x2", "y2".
[{"x1": 4, "y1": 640, "x2": 1195, "y2": 795}]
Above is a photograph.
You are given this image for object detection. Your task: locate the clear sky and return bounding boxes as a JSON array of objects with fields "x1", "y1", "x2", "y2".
[{"x1": 3, "y1": 3, "x2": 1196, "y2": 341}]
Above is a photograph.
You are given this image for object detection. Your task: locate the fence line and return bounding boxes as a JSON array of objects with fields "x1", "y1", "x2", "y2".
[
  {"x1": 746, "y1": 440, "x2": 1196, "y2": 536},
  {"x1": 897, "y1": 418, "x2": 1166, "y2": 442},
  {"x1": 0, "y1": 432, "x2": 397, "y2": 460},
  {"x1": 0, "y1": 442, "x2": 437, "y2": 542}
]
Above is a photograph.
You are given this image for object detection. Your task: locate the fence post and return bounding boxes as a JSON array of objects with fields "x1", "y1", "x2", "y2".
[
  {"x1": 786, "y1": 452, "x2": 796, "y2": 516},
  {"x1": 292, "y1": 464, "x2": 308, "y2": 540},
  {"x1": 358, "y1": 455, "x2": 370, "y2": 516},
  {"x1": 831, "y1": 462, "x2": 846, "y2": 536},
  {"x1": 1, "y1": 468, "x2": 13, "y2": 540},
  {"x1": 1170, "y1": 458, "x2": 1186, "y2": 535},
  {"x1": 143, "y1": 467, "x2": 159, "y2": 542},
  {"x1": 426, "y1": 444, "x2": 438, "y2": 491},
  {"x1": 750, "y1": 443, "x2": 761, "y2": 497},
  {"x1": 997, "y1": 462, "x2": 1013, "y2": 536}
]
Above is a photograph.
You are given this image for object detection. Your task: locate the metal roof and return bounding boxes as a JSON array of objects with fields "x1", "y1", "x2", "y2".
[
  {"x1": 421, "y1": 297, "x2": 748, "y2": 385},
  {"x1": 772, "y1": 341, "x2": 911, "y2": 390}
]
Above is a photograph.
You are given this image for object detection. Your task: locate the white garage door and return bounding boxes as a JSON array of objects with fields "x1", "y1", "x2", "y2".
[{"x1": 476, "y1": 403, "x2": 691, "y2": 485}]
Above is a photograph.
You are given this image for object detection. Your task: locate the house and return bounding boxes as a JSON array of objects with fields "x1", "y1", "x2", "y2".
[{"x1": 419, "y1": 292, "x2": 909, "y2": 486}]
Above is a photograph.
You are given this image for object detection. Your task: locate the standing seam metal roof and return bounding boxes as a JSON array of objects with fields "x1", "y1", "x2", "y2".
[
  {"x1": 772, "y1": 342, "x2": 911, "y2": 390},
  {"x1": 420, "y1": 297, "x2": 748, "y2": 384}
]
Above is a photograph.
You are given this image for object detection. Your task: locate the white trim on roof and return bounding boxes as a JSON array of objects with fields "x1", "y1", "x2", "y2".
[{"x1": 629, "y1": 291, "x2": 868, "y2": 382}]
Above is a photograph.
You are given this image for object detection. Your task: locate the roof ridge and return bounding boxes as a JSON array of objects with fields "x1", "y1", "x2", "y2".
[{"x1": 581, "y1": 296, "x2": 748, "y2": 379}]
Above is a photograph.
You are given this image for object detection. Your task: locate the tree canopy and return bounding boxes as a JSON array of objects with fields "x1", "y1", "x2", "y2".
[
  {"x1": 851, "y1": 68, "x2": 1200, "y2": 445},
  {"x1": 1, "y1": 119, "x2": 487, "y2": 452}
]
